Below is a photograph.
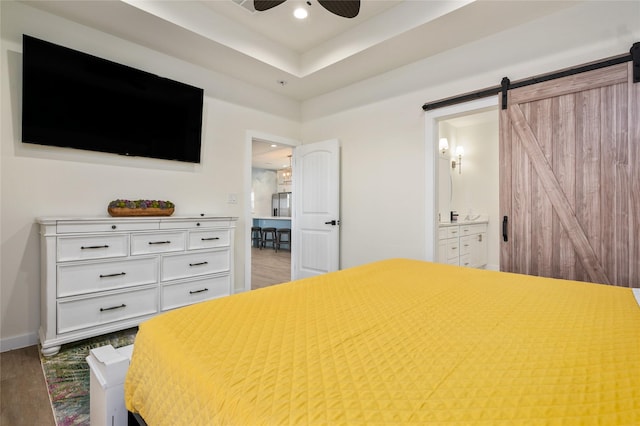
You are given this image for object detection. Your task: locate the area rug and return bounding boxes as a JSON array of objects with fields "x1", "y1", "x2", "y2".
[{"x1": 40, "y1": 328, "x2": 138, "y2": 426}]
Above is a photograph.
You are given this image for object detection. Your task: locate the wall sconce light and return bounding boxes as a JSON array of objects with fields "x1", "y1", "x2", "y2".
[
  {"x1": 438, "y1": 138, "x2": 449, "y2": 156},
  {"x1": 451, "y1": 145, "x2": 464, "y2": 174}
]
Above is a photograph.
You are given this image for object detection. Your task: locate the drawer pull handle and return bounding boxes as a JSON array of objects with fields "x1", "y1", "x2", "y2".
[
  {"x1": 201, "y1": 237, "x2": 220, "y2": 241},
  {"x1": 148, "y1": 241, "x2": 171, "y2": 245},
  {"x1": 189, "y1": 261, "x2": 209, "y2": 267},
  {"x1": 452, "y1": 246, "x2": 457, "y2": 250},
  {"x1": 99, "y1": 272, "x2": 126, "y2": 278},
  {"x1": 189, "y1": 288, "x2": 209, "y2": 294},
  {"x1": 100, "y1": 304, "x2": 126, "y2": 312},
  {"x1": 81, "y1": 245, "x2": 109, "y2": 250}
]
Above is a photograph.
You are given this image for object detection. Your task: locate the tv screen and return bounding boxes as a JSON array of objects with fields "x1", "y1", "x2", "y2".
[{"x1": 22, "y1": 35, "x2": 204, "y2": 163}]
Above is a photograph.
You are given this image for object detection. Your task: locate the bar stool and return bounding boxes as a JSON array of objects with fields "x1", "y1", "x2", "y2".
[
  {"x1": 261, "y1": 227, "x2": 277, "y2": 250},
  {"x1": 275, "y1": 228, "x2": 291, "y2": 252},
  {"x1": 251, "y1": 226, "x2": 262, "y2": 248}
]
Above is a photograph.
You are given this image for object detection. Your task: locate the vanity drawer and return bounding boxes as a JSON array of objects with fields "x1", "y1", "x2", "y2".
[
  {"x1": 161, "y1": 249, "x2": 230, "y2": 282},
  {"x1": 447, "y1": 257, "x2": 460, "y2": 266},
  {"x1": 57, "y1": 235, "x2": 128, "y2": 262},
  {"x1": 438, "y1": 228, "x2": 448, "y2": 240},
  {"x1": 446, "y1": 227, "x2": 460, "y2": 239},
  {"x1": 460, "y1": 235, "x2": 473, "y2": 256},
  {"x1": 131, "y1": 232, "x2": 186, "y2": 255},
  {"x1": 460, "y1": 254, "x2": 472, "y2": 267},
  {"x1": 460, "y1": 224, "x2": 487, "y2": 235},
  {"x1": 446, "y1": 239, "x2": 460, "y2": 260},
  {"x1": 161, "y1": 275, "x2": 231, "y2": 311},
  {"x1": 57, "y1": 257, "x2": 158, "y2": 297},
  {"x1": 188, "y1": 229, "x2": 230, "y2": 250},
  {"x1": 57, "y1": 286, "x2": 158, "y2": 334}
]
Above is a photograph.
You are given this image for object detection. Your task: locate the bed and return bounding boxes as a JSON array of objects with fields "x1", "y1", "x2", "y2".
[{"x1": 125, "y1": 258, "x2": 640, "y2": 424}]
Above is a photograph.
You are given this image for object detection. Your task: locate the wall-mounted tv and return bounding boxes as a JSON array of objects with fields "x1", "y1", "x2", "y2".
[{"x1": 22, "y1": 35, "x2": 204, "y2": 163}]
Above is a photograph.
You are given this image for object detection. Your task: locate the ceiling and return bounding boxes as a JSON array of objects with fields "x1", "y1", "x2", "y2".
[
  {"x1": 252, "y1": 140, "x2": 292, "y2": 170},
  {"x1": 22, "y1": 0, "x2": 578, "y2": 102}
]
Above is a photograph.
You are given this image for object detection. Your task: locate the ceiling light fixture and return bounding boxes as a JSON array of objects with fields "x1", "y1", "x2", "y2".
[{"x1": 293, "y1": 7, "x2": 308, "y2": 19}]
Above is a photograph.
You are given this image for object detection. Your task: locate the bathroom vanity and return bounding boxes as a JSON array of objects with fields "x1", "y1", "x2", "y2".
[{"x1": 438, "y1": 221, "x2": 488, "y2": 268}]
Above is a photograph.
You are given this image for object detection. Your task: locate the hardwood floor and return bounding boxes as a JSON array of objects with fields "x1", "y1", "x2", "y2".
[
  {"x1": 0, "y1": 346, "x2": 55, "y2": 426},
  {"x1": 0, "y1": 248, "x2": 290, "y2": 426},
  {"x1": 251, "y1": 246, "x2": 291, "y2": 290}
]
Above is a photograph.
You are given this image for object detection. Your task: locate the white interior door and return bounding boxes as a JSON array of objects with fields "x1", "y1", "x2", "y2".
[{"x1": 292, "y1": 139, "x2": 340, "y2": 279}]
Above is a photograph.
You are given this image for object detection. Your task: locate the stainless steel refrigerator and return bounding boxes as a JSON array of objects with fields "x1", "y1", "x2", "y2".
[{"x1": 272, "y1": 192, "x2": 291, "y2": 217}]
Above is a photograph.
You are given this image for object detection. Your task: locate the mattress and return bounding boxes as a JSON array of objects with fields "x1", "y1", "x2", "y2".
[{"x1": 125, "y1": 258, "x2": 640, "y2": 425}]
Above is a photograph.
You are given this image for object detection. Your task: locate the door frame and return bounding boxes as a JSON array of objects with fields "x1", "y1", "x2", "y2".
[
  {"x1": 424, "y1": 96, "x2": 498, "y2": 263},
  {"x1": 243, "y1": 130, "x2": 299, "y2": 293}
]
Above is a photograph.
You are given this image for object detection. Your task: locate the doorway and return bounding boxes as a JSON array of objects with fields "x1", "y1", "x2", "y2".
[
  {"x1": 251, "y1": 139, "x2": 292, "y2": 290},
  {"x1": 424, "y1": 97, "x2": 499, "y2": 267},
  {"x1": 437, "y1": 109, "x2": 500, "y2": 270},
  {"x1": 245, "y1": 132, "x2": 298, "y2": 292}
]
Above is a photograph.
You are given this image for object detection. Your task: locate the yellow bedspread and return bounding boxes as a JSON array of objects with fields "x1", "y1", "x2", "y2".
[{"x1": 125, "y1": 259, "x2": 640, "y2": 425}]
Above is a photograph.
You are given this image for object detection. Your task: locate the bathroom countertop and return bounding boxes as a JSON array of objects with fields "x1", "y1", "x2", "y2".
[{"x1": 439, "y1": 219, "x2": 488, "y2": 227}]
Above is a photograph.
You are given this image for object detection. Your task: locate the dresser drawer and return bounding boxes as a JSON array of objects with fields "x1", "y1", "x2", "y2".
[
  {"x1": 57, "y1": 286, "x2": 158, "y2": 334},
  {"x1": 161, "y1": 249, "x2": 230, "y2": 282},
  {"x1": 57, "y1": 235, "x2": 128, "y2": 262},
  {"x1": 57, "y1": 257, "x2": 158, "y2": 297},
  {"x1": 188, "y1": 229, "x2": 230, "y2": 250},
  {"x1": 131, "y1": 232, "x2": 186, "y2": 255},
  {"x1": 161, "y1": 275, "x2": 231, "y2": 311},
  {"x1": 160, "y1": 220, "x2": 231, "y2": 230},
  {"x1": 57, "y1": 220, "x2": 158, "y2": 234}
]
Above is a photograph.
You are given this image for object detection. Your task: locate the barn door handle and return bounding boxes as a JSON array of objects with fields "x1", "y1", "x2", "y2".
[{"x1": 502, "y1": 216, "x2": 508, "y2": 242}]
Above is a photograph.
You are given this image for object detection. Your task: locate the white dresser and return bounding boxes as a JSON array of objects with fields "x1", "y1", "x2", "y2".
[
  {"x1": 438, "y1": 222, "x2": 488, "y2": 268},
  {"x1": 37, "y1": 215, "x2": 237, "y2": 356}
]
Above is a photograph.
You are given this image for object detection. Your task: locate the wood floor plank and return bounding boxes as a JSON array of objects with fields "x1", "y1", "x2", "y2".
[
  {"x1": 0, "y1": 346, "x2": 55, "y2": 426},
  {"x1": 251, "y1": 246, "x2": 291, "y2": 290}
]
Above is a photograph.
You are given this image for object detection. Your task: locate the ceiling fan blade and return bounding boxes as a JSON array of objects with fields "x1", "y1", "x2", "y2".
[
  {"x1": 318, "y1": 0, "x2": 360, "y2": 18},
  {"x1": 254, "y1": 0, "x2": 287, "y2": 12}
]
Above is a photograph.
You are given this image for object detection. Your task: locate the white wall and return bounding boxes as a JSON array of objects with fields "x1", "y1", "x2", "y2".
[
  {"x1": 252, "y1": 168, "x2": 277, "y2": 217},
  {"x1": 0, "y1": 1, "x2": 300, "y2": 350}
]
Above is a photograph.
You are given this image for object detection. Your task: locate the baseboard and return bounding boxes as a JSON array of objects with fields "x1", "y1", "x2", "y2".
[{"x1": 0, "y1": 332, "x2": 39, "y2": 353}]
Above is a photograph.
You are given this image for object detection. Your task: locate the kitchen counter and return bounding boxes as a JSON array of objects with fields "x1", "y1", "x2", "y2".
[
  {"x1": 253, "y1": 217, "x2": 292, "y2": 229},
  {"x1": 253, "y1": 216, "x2": 291, "y2": 220}
]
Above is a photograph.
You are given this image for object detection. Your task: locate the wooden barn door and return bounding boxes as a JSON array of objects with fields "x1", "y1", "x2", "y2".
[{"x1": 500, "y1": 62, "x2": 639, "y2": 287}]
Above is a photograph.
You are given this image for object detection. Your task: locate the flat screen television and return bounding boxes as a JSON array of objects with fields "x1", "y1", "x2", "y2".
[{"x1": 22, "y1": 35, "x2": 204, "y2": 163}]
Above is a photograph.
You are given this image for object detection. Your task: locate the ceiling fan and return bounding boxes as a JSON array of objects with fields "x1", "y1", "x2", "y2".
[{"x1": 254, "y1": 0, "x2": 360, "y2": 19}]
